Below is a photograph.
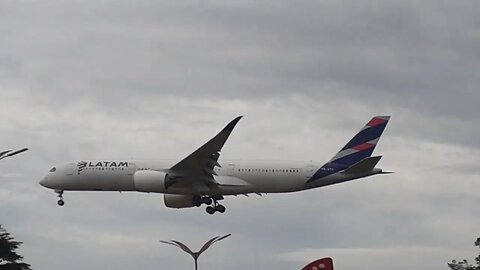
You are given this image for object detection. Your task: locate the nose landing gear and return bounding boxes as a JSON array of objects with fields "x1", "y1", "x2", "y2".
[{"x1": 55, "y1": 190, "x2": 65, "y2": 206}]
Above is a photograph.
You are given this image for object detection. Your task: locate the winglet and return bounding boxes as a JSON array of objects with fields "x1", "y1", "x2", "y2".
[
  {"x1": 224, "y1": 116, "x2": 243, "y2": 132},
  {"x1": 210, "y1": 116, "x2": 242, "y2": 151}
]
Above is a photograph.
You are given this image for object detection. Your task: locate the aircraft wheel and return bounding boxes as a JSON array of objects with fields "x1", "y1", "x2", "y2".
[
  {"x1": 57, "y1": 199, "x2": 65, "y2": 206},
  {"x1": 192, "y1": 196, "x2": 202, "y2": 207},
  {"x1": 202, "y1": 197, "x2": 213, "y2": 205},
  {"x1": 206, "y1": 206, "x2": 216, "y2": 215},
  {"x1": 215, "y1": 204, "x2": 226, "y2": 213}
]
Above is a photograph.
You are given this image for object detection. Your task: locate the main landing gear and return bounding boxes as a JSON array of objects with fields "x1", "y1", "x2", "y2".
[
  {"x1": 193, "y1": 196, "x2": 226, "y2": 215},
  {"x1": 206, "y1": 201, "x2": 226, "y2": 215},
  {"x1": 55, "y1": 190, "x2": 65, "y2": 206}
]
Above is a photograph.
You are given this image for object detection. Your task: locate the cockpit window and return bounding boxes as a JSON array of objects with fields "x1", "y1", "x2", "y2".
[{"x1": 49, "y1": 167, "x2": 56, "y2": 172}]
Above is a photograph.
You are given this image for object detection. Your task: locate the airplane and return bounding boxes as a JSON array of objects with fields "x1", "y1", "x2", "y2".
[
  {"x1": 0, "y1": 148, "x2": 28, "y2": 161},
  {"x1": 39, "y1": 116, "x2": 391, "y2": 215},
  {"x1": 302, "y1": 257, "x2": 334, "y2": 270}
]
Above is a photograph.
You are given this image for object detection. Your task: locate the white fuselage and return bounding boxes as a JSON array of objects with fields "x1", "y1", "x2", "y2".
[
  {"x1": 39, "y1": 159, "x2": 380, "y2": 196},
  {"x1": 37, "y1": 116, "x2": 390, "y2": 213}
]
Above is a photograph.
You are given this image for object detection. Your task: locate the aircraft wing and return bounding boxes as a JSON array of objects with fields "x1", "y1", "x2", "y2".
[{"x1": 166, "y1": 116, "x2": 242, "y2": 192}]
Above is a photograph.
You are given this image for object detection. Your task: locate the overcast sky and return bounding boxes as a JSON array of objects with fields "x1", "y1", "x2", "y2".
[{"x1": 0, "y1": 1, "x2": 479, "y2": 269}]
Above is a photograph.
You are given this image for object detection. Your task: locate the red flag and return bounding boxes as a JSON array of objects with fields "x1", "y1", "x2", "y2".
[{"x1": 302, "y1": 257, "x2": 334, "y2": 270}]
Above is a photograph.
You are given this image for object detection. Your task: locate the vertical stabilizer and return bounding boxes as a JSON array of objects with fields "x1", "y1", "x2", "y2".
[
  {"x1": 307, "y1": 116, "x2": 390, "y2": 182},
  {"x1": 329, "y1": 116, "x2": 390, "y2": 165}
]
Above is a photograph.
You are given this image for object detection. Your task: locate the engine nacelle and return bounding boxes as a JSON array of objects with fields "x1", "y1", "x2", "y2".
[
  {"x1": 164, "y1": 194, "x2": 195, "y2": 209},
  {"x1": 133, "y1": 170, "x2": 168, "y2": 193}
]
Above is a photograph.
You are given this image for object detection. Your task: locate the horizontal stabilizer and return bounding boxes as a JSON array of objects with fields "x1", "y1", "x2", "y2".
[{"x1": 343, "y1": 156, "x2": 382, "y2": 174}]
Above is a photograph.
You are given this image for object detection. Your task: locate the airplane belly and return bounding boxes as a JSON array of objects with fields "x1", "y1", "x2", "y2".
[{"x1": 256, "y1": 177, "x2": 305, "y2": 193}]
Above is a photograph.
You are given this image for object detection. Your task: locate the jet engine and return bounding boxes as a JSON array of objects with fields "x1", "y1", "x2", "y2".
[
  {"x1": 164, "y1": 194, "x2": 195, "y2": 208},
  {"x1": 133, "y1": 170, "x2": 168, "y2": 193}
]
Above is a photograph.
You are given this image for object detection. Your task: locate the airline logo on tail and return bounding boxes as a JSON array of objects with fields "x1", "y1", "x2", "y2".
[
  {"x1": 302, "y1": 257, "x2": 334, "y2": 270},
  {"x1": 307, "y1": 116, "x2": 390, "y2": 183}
]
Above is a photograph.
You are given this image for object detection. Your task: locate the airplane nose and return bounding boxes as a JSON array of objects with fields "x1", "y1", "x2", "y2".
[{"x1": 39, "y1": 176, "x2": 50, "y2": 188}]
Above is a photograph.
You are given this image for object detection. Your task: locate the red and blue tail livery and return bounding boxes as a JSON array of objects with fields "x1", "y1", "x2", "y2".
[{"x1": 308, "y1": 116, "x2": 390, "y2": 183}]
